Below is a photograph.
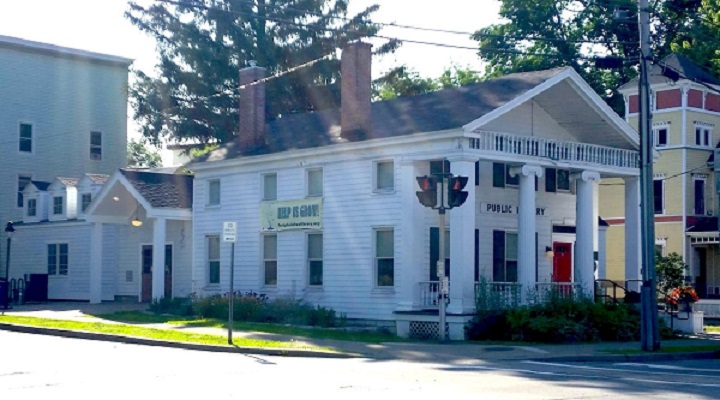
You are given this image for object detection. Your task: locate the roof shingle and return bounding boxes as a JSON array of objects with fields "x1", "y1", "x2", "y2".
[{"x1": 120, "y1": 169, "x2": 193, "y2": 209}]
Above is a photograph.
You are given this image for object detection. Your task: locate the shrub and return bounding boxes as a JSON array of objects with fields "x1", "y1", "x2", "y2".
[
  {"x1": 174, "y1": 292, "x2": 339, "y2": 328},
  {"x1": 149, "y1": 296, "x2": 194, "y2": 316},
  {"x1": 467, "y1": 294, "x2": 642, "y2": 343}
]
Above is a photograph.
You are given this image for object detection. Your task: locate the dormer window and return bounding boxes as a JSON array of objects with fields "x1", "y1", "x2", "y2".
[
  {"x1": 53, "y1": 196, "x2": 63, "y2": 215},
  {"x1": 81, "y1": 193, "x2": 92, "y2": 212},
  {"x1": 27, "y1": 199, "x2": 37, "y2": 217}
]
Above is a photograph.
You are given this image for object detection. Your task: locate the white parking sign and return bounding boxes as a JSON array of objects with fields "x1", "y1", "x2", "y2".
[{"x1": 223, "y1": 222, "x2": 237, "y2": 242}]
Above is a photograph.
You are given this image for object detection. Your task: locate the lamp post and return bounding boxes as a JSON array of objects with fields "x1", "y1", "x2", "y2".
[{"x1": 3, "y1": 221, "x2": 14, "y2": 309}]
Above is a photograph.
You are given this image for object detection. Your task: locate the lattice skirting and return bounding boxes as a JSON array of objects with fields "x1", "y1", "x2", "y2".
[{"x1": 409, "y1": 321, "x2": 449, "y2": 340}]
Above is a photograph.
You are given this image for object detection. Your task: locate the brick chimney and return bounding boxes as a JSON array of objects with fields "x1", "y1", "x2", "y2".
[
  {"x1": 341, "y1": 42, "x2": 372, "y2": 141},
  {"x1": 236, "y1": 61, "x2": 266, "y2": 150}
]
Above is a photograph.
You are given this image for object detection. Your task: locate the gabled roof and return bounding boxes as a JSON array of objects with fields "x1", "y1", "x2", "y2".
[
  {"x1": 56, "y1": 177, "x2": 79, "y2": 187},
  {"x1": 201, "y1": 68, "x2": 568, "y2": 163},
  {"x1": 119, "y1": 169, "x2": 193, "y2": 209},
  {"x1": 620, "y1": 53, "x2": 720, "y2": 91},
  {"x1": 84, "y1": 173, "x2": 110, "y2": 185}
]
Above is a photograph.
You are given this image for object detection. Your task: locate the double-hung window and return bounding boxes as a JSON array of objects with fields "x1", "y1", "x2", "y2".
[
  {"x1": 263, "y1": 234, "x2": 278, "y2": 286},
  {"x1": 545, "y1": 168, "x2": 571, "y2": 192},
  {"x1": 493, "y1": 230, "x2": 518, "y2": 282},
  {"x1": 308, "y1": 233, "x2": 323, "y2": 286},
  {"x1": 375, "y1": 228, "x2": 394, "y2": 287},
  {"x1": 263, "y1": 173, "x2": 277, "y2": 201},
  {"x1": 207, "y1": 179, "x2": 221, "y2": 206},
  {"x1": 653, "y1": 177, "x2": 665, "y2": 215},
  {"x1": 695, "y1": 125, "x2": 712, "y2": 147},
  {"x1": 81, "y1": 193, "x2": 92, "y2": 212},
  {"x1": 375, "y1": 161, "x2": 394, "y2": 191},
  {"x1": 307, "y1": 169, "x2": 323, "y2": 197},
  {"x1": 27, "y1": 198, "x2": 37, "y2": 217},
  {"x1": 53, "y1": 196, "x2": 64, "y2": 215},
  {"x1": 694, "y1": 178, "x2": 706, "y2": 215},
  {"x1": 48, "y1": 243, "x2": 69, "y2": 276},
  {"x1": 492, "y1": 163, "x2": 519, "y2": 188},
  {"x1": 90, "y1": 131, "x2": 102, "y2": 160},
  {"x1": 19, "y1": 123, "x2": 32, "y2": 153},
  {"x1": 207, "y1": 236, "x2": 220, "y2": 285}
]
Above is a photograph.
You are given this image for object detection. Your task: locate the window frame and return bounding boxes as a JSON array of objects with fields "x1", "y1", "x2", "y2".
[
  {"x1": 545, "y1": 168, "x2": 571, "y2": 193},
  {"x1": 374, "y1": 227, "x2": 395, "y2": 287},
  {"x1": 307, "y1": 232, "x2": 323, "y2": 286},
  {"x1": 81, "y1": 193, "x2": 92, "y2": 213},
  {"x1": 492, "y1": 163, "x2": 519, "y2": 188},
  {"x1": 90, "y1": 131, "x2": 103, "y2": 161},
  {"x1": 694, "y1": 125, "x2": 713, "y2": 147},
  {"x1": 693, "y1": 176, "x2": 706, "y2": 215},
  {"x1": 53, "y1": 196, "x2": 64, "y2": 215},
  {"x1": 306, "y1": 168, "x2": 323, "y2": 197},
  {"x1": 207, "y1": 179, "x2": 221, "y2": 206},
  {"x1": 206, "y1": 235, "x2": 220, "y2": 285},
  {"x1": 374, "y1": 160, "x2": 395, "y2": 192},
  {"x1": 653, "y1": 126, "x2": 669, "y2": 148},
  {"x1": 492, "y1": 230, "x2": 518, "y2": 283},
  {"x1": 27, "y1": 198, "x2": 37, "y2": 217},
  {"x1": 262, "y1": 173, "x2": 277, "y2": 201},
  {"x1": 47, "y1": 243, "x2": 69, "y2": 276},
  {"x1": 263, "y1": 234, "x2": 278, "y2": 286},
  {"x1": 19, "y1": 122, "x2": 33, "y2": 153},
  {"x1": 653, "y1": 177, "x2": 665, "y2": 215}
]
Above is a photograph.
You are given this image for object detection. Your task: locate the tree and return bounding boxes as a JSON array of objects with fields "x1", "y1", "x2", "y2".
[
  {"x1": 670, "y1": 0, "x2": 720, "y2": 76},
  {"x1": 127, "y1": 140, "x2": 163, "y2": 168},
  {"x1": 126, "y1": 0, "x2": 396, "y2": 145},
  {"x1": 655, "y1": 252, "x2": 689, "y2": 294},
  {"x1": 472, "y1": 0, "x2": 708, "y2": 114},
  {"x1": 372, "y1": 65, "x2": 483, "y2": 101}
]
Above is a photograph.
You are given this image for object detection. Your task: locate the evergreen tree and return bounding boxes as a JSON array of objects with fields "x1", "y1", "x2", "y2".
[{"x1": 127, "y1": 0, "x2": 395, "y2": 145}]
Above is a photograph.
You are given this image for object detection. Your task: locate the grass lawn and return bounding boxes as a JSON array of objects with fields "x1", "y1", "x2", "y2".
[
  {"x1": 93, "y1": 311, "x2": 403, "y2": 344},
  {"x1": 608, "y1": 344, "x2": 720, "y2": 355},
  {"x1": 706, "y1": 326, "x2": 720, "y2": 333},
  {"x1": 0, "y1": 315, "x2": 328, "y2": 351}
]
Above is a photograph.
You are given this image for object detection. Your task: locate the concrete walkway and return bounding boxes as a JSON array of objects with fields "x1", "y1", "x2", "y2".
[{"x1": 1, "y1": 302, "x2": 719, "y2": 363}]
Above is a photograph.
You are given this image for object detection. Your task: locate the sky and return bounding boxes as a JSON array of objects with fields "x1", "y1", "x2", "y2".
[{"x1": 0, "y1": 0, "x2": 502, "y2": 143}]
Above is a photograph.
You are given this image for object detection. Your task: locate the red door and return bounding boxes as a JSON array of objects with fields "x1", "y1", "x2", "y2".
[{"x1": 552, "y1": 242, "x2": 572, "y2": 283}]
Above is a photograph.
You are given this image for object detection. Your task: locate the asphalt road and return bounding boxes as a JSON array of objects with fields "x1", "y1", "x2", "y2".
[{"x1": 1, "y1": 330, "x2": 718, "y2": 399}]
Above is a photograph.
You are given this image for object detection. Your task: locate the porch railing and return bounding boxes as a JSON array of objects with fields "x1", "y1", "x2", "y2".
[
  {"x1": 468, "y1": 131, "x2": 639, "y2": 169},
  {"x1": 419, "y1": 281, "x2": 440, "y2": 308},
  {"x1": 533, "y1": 282, "x2": 582, "y2": 303},
  {"x1": 480, "y1": 282, "x2": 522, "y2": 309}
]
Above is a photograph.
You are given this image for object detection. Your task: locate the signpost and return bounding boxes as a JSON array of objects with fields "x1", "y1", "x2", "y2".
[{"x1": 223, "y1": 221, "x2": 237, "y2": 345}]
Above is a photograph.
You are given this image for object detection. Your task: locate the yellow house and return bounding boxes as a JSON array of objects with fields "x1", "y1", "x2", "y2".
[{"x1": 600, "y1": 54, "x2": 720, "y2": 303}]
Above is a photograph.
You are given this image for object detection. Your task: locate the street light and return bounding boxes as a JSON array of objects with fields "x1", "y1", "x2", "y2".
[{"x1": 3, "y1": 221, "x2": 14, "y2": 309}]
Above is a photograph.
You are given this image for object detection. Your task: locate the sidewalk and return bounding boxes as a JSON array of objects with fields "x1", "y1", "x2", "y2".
[{"x1": 1, "y1": 302, "x2": 719, "y2": 363}]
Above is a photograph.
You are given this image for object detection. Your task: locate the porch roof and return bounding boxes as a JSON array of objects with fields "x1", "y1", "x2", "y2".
[{"x1": 85, "y1": 169, "x2": 193, "y2": 223}]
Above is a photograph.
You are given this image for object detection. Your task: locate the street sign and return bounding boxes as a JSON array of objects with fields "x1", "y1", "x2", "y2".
[{"x1": 223, "y1": 221, "x2": 237, "y2": 242}]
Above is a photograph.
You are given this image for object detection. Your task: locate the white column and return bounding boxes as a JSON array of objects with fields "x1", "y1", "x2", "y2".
[
  {"x1": 397, "y1": 160, "x2": 422, "y2": 311},
  {"x1": 510, "y1": 164, "x2": 542, "y2": 304},
  {"x1": 624, "y1": 176, "x2": 641, "y2": 292},
  {"x1": 576, "y1": 171, "x2": 600, "y2": 295},
  {"x1": 89, "y1": 222, "x2": 103, "y2": 304},
  {"x1": 152, "y1": 217, "x2": 167, "y2": 300},
  {"x1": 448, "y1": 156, "x2": 476, "y2": 314}
]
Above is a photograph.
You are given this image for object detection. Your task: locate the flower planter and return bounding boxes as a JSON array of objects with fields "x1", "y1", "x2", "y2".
[{"x1": 660, "y1": 311, "x2": 704, "y2": 334}]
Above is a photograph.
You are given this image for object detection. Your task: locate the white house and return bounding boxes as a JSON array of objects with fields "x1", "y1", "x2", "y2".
[
  {"x1": 186, "y1": 42, "x2": 642, "y2": 339},
  {"x1": 0, "y1": 35, "x2": 132, "y2": 282},
  {"x1": 12, "y1": 169, "x2": 193, "y2": 303}
]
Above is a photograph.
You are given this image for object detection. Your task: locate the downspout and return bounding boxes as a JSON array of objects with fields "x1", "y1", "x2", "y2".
[{"x1": 682, "y1": 86, "x2": 688, "y2": 264}]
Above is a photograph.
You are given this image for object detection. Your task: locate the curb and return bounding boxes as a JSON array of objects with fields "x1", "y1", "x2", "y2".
[
  {"x1": 0, "y1": 323, "x2": 359, "y2": 359},
  {"x1": 528, "y1": 351, "x2": 720, "y2": 363}
]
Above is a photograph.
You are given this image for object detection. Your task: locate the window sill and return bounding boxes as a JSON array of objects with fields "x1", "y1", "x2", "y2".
[
  {"x1": 306, "y1": 285, "x2": 324, "y2": 292},
  {"x1": 372, "y1": 189, "x2": 396, "y2": 195},
  {"x1": 205, "y1": 204, "x2": 221, "y2": 210},
  {"x1": 372, "y1": 287, "x2": 395, "y2": 295}
]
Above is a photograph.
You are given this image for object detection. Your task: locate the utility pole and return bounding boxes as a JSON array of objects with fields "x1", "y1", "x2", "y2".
[{"x1": 638, "y1": 0, "x2": 661, "y2": 351}]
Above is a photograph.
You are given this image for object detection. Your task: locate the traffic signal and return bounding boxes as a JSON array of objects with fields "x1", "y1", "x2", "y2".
[
  {"x1": 416, "y1": 176, "x2": 437, "y2": 208},
  {"x1": 447, "y1": 175, "x2": 468, "y2": 208}
]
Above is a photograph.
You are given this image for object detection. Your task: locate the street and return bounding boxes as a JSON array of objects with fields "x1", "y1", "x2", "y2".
[{"x1": 1, "y1": 330, "x2": 718, "y2": 399}]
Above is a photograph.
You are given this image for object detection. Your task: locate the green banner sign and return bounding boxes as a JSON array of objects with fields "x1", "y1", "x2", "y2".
[{"x1": 260, "y1": 198, "x2": 323, "y2": 231}]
